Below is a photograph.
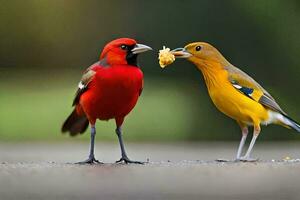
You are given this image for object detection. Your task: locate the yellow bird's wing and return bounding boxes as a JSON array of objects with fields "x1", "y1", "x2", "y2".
[{"x1": 225, "y1": 65, "x2": 286, "y2": 114}]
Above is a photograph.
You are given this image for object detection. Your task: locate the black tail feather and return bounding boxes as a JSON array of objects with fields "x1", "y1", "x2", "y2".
[
  {"x1": 283, "y1": 114, "x2": 300, "y2": 133},
  {"x1": 61, "y1": 109, "x2": 89, "y2": 136}
]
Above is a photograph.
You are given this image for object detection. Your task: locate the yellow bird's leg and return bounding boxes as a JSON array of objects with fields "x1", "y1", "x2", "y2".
[
  {"x1": 216, "y1": 121, "x2": 248, "y2": 162},
  {"x1": 240, "y1": 123, "x2": 261, "y2": 162},
  {"x1": 235, "y1": 122, "x2": 248, "y2": 161}
]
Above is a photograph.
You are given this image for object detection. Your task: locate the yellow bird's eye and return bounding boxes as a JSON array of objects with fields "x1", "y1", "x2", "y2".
[{"x1": 195, "y1": 46, "x2": 202, "y2": 51}]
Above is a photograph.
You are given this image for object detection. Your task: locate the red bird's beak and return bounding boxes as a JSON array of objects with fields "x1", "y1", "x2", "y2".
[
  {"x1": 171, "y1": 48, "x2": 192, "y2": 58},
  {"x1": 131, "y1": 44, "x2": 152, "y2": 54}
]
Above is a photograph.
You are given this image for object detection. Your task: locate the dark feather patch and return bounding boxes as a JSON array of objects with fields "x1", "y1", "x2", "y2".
[
  {"x1": 232, "y1": 84, "x2": 254, "y2": 98},
  {"x1": 72, "y1": 69, "x2": 96, "y2": 106},
  {"x1": 259, "y1": 95, "x2": 285, "y2": 114},
  {"x1": 239, "y1": 87, "x2": 254, "y2": 96},
  {"x1": 61, "y1": 109, "x2": 89, "y2": 136},
  {"x1": 72, "y1": 87, "x2": 87, "y2": 106}
]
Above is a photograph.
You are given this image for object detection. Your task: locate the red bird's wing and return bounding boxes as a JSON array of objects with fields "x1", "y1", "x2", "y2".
[
  {"x1": 62, "y1": 62, "x2": 101, "y2": 135},
  {"x1": 72, "y1": 62, "x2": 100, "y2": 106}
]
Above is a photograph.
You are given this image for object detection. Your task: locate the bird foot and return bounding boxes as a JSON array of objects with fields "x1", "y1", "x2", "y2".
[
  {"x1": 76, "y1": 156, "x2": 103, "y2": 164},
  {"x1": 237, "y1": 157, "x2": 259, "y2": 162},
  {"x1": 215, "y1": 158, "x2": 231, "y2": 162},
  {"x1": 116, "y1": 156, "x2": 144, "y2": 164}
]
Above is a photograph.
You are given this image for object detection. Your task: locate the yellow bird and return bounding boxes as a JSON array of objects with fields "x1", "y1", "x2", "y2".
[{"x1": 167, "y1": 42, "x2": 300, "y2": 161}]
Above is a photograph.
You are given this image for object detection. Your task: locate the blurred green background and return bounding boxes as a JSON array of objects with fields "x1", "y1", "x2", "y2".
[{"x1": 0, "y1": 0, "x2": 299, "y2": 142}]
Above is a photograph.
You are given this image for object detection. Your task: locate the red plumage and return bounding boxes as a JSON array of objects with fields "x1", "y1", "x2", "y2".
[
  {"x1": 79, "y1": 63, "x2": 143, "y2": 126},
  {"x1": 62, "y1": 38, "x2": 151, "y2": 164}
]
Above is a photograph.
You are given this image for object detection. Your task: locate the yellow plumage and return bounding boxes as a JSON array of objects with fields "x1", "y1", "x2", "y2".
[
  {"x1": 164, "y1": 42, "x2": 300, "y2": 161},
  {"x1": 191, "y1": 54, "x2": 268, "y2": 127}
]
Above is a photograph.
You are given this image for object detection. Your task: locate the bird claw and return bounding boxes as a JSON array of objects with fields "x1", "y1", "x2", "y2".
[
  {"x1": 116, "y1": 157, "x2": 144, "y2": 164},
  {"x1": 75, "y1": 156, "x2": 103, "y2": 164},
  {"x1": 215, "y1": 158, "x2": 231, "y2": 162},
  {"x1": 216, "y1": 158, "x2": 259, "y2": 163}
]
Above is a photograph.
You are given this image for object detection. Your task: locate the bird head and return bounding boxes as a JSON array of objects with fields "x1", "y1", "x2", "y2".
[
  {"x1": 171, "y1": 42, "x2": 229, "y2": 67},
  {"x1": 100, "y1": 38, "x2": 152, "y2": 66}
]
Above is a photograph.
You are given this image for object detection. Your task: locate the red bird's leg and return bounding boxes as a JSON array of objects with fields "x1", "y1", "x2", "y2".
[
  {"x1": 76, "y1": 125, "x2": 102, "y2": 164},
  {"x1": 115, "y1": 127, "x2": 143, "y2": 164}
]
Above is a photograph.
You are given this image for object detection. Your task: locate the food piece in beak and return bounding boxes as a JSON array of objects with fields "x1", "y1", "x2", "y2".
[
  {"x1": 158, "y1": 46, "x2": 192, "y2": 68},
  {"x1": 158, "y1": 46, "x2": 176, "y2": 68}
]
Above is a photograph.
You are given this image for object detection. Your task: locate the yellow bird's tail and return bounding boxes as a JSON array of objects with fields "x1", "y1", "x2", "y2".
[
  {"x1": 276, "y1": 113, "x2": 300, "y2": 132},
  {"x1": 268, "y1": 110, "x2": 300, "y2": 132},
  {"x1": 282, "y1": 115, "x2": 300, "y2": 132}
]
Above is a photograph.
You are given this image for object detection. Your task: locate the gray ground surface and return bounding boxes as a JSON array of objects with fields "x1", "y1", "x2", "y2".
[{"x1": 1, "y1": 142, "x2": 300, "y2": 200}]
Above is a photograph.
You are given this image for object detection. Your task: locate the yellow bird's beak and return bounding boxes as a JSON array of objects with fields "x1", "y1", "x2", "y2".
[{"x1": 171, "y1": 48, "x2": 192, "y2": 58}]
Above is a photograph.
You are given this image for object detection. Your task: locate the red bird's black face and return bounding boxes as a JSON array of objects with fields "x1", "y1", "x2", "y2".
[{"x1": 99, "y1": 38, "x2": 152, "y2": 66}]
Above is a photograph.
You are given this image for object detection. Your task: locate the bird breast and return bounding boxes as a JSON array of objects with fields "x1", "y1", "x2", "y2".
[{"x1": 80, "y1": 65, "x2": 143, "y2": 121}]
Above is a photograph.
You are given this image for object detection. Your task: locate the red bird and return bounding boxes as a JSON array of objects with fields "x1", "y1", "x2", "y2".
[{"x1": 62, "y1": 38, "x2": 152, "y2": 164}]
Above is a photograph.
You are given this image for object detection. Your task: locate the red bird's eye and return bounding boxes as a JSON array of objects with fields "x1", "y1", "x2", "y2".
[{"x1": 121, "y1": 45, "x2": 127, "y2": 50}]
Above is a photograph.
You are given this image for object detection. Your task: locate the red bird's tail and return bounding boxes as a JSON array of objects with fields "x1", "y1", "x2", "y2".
[{"x1": 61, "y1": 109, "x2": 89, "y2": 136}]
